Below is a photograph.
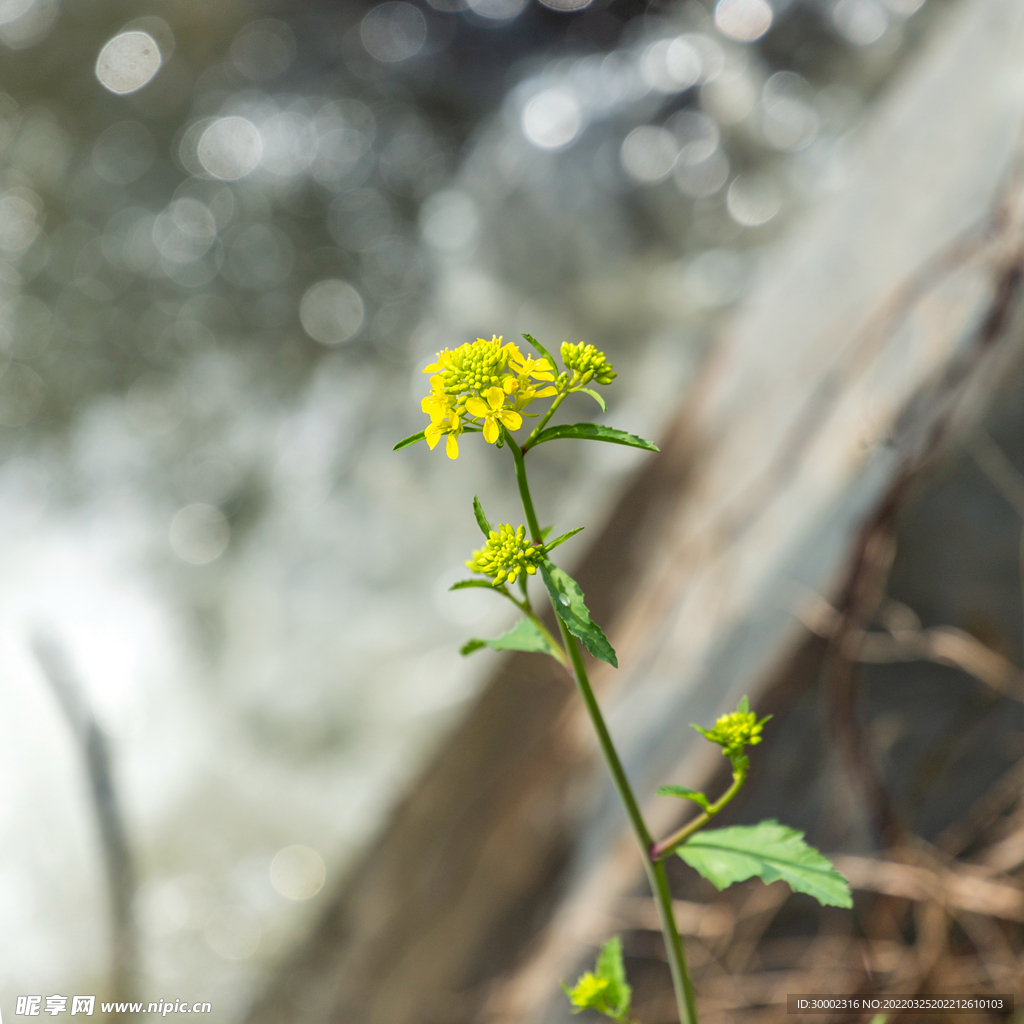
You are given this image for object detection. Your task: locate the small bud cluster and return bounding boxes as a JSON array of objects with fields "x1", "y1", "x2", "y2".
[
  {"x1": 566, "y1": 973, "x2": 611, "y2": 1012},
  {"x1": 561, "y1": 342, "x2": 617, "y2": 386},
  {"x1": 466, "y1": 523, "x2": 542, "y2": 586},
  {"x1": 692, "y1": 705, "x2": 769, "y2": 760},
  {"x1": 434, "y1": 337, "x2": 511, "y2": 395}
]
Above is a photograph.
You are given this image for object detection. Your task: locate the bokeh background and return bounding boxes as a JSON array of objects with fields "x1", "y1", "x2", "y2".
[{"x1": 0, "y1": 0, "x2": 1006, "y2": 1020}]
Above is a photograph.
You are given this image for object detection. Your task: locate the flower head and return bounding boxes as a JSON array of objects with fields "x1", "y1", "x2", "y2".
[
  {"x1": 561, "y1": 341, "x2": 616, "y2": 386},
  {"x1": 425, "y1": 335, "x2": 513, "y2": 395},
  {"x1": 692, "y1": 697, "x2": 770, "y2": 760},
  {"x1": 466, "y1": 386, "x2": 523, "y2": 443},
  {"x1": 565, "y1": 973, "x2": 611, "y2": 1013},
  {"x1": 466, "y1": 523, "x2": 542, "y2": 586}
]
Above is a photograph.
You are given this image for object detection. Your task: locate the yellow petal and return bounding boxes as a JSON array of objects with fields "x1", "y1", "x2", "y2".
[
  {"x1": 534, "y1": 386, "x2": 558, "y2": 396},
  {"x1": 498, "y1": 409, "x2": 522, "y2": 430},
  {"x1": 483, "y1": 417, "x2": 499, "y2": 444},
  {"x1": 425, "y1": 423, "x2": 442, "y2": 449},
  {"x1": 531, "y1": 370, "x2": 555, "y2": 381},
  {"x1": 484, "y1": 386, "x2": 504, "y2": 411},
  {"x1": 503, "y1": 376, "x2": 518, "y2": 394},
  {"x1": 465, "y1": 396, "x2": 488, "y2": 418},
  {"x1": 446, "y1": 433, "x2": 459, "y2": 459}
]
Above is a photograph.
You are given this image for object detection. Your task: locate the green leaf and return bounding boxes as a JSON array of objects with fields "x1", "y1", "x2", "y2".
[
  {"x1": 449, "y1": 579, "x2": 500, "y2": 591},
  {"x1": 595, "y1": 937, "x2": 631, "y2": 1018},
  {"x1": 521, "y1": 332, "x2": 558, "y2": 371},
  {"x1": 540, "y1": 562, "x2": 617, "y2": 667},
  {"x1": 393, "y1": 429, "x2": 426, "y2": 451},
  {"x1": 472, "y1": 495, "x2": 492, "y2": 537},
  {"x1": 545, "y1": 527, "x2": 583, "y2": 552},
  {"x1": 676, "y1": 820, "x2": 853, "y2": 908},
  {"x1": 541, "y1": 525, "x2": 554, "y2": 540},
  {"x1": 657, "y1": 785, "x2": 710, "y2": 811},
  {"x1": 577, "y1": 387, "x2": 606, "y2": 411},
  {"x1": 531, "y1": 423, "x2": 659, "y2": 453},
  {"x1": 460, "y1": 618, "x2": 561, "y2": 659}
]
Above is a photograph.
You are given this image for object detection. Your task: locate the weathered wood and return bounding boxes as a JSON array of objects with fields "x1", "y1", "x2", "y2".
[{"x1": 245, "y1": 2, "x2": 1024, "y2": 1022}]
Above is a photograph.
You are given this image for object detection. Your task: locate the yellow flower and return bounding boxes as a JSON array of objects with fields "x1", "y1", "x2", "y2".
[
  {"x1": 424, "y1": 336, "x2": 513, "y2": 395},
  {"x1": 508, "y1": 343, "x2": 556, "y2": 383},
  {"x1": 421, "y1": 374, "x2": 454, "y2": 424},
  {"x1": 566, "y1": 973, "x2": 610, "y2": 1011},
  {"x1": 692, "y1": 698, "x2": 771, "y2": 759},
  {"x1": 465, "y1": 386, "x2": 523, "y2": 443}
]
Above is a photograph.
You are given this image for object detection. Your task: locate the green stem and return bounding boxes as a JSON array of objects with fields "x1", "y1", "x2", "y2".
[
  {"x1": 522, "y1": 391, "x2": 569, "y2": 452},
  {"x1": 651, "y1": 765, "x2": 746, "y2": 861},
  {"x1": 506, "y1": 430, "x2": 698, "y2": 1024}
]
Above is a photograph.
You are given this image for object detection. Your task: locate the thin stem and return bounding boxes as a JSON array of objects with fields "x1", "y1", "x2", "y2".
[
  {"x1": 504, "y1": 432, "x2": 697, "y2": 1023},
  {"x1": 522, "y1": 390, "x2": 569, "y2": 452},
  {"x1": 651, "y1": 765, "x2": 746, "y2": 861}
]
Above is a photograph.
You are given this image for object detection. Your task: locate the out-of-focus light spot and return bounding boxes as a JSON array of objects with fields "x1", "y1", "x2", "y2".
[
  {"x1": 726, "y1": 172, "x2": 783, "y2": 226},
  {"x1": 0, "y1": 0, "x2": 55, "y2": 48},
  {"x1": 328, "y1": 189, "x2": 395, "y2": 251},
  {"x1": 761, "y1": 71, "x2": 818, "y2": 151},
  {"x1": 169, "y1": 504, "x2": 229, "y2": 565},
  {"x1": 640, "y1": 38, "x2": 702, "y2": 93},
  {"x1": 673, "y1": 149, "x2": 729, "y2": 198},
  {"x1": 0, "y1": 189, "x2": 40, "y2": 252},
  {"x1": 701, "y1": 75, "x2": 756, "y2": 124},
  {"x1": 229, "y1": 19, "x2": 295, "y2": 81},
  {"x1": 714, "y1": 0, "x2": 772, "y2": 42},
  {"x1": 95, "y1": 31, "x2": 162, "y2": 95},
  {"x1": 260, "y1": 113, "x2": 316, "y2": 178},
  {"x1": 1, "y1": 295, "x2": 52, "y2": 360},
  {"x1": 300, "y1": 280, "x2": 365, "y2": 346},
  {"x1": 360, "y1": 3, "x2": 427, "y2": 63},
  {"x1": 152, "y1": 199, "x2": 216, "y2": 264},
  {"x1": 466, "y1": 0, "x2": 527, "y2": 22},
  {"x1": 832, "y1": 0, "x2": 889, "y2": 45},
  {"x1": 666, "y1": 109, "x2": 721, "y2": 164},
  {"x1": 537, "y1": 0, "x2": 592, "y2": 12},
  {"x1": 420, "y1": 190, "x2": 479, "y2": 251},
  {"x1": 682, "y1": 248, "x2": 747, "y2": 308},
  {"x1": 521, "y1": 90, "x2": 584, "y2": 151},
  {"x1": 620, "y1": 126, "x2": 678, "y2": 184},
  {"x1": 196, "y1": 117, "x2": 261, "y2": 181},
  {"x1": 683, "y1": 34, "x2": 725, "y2": 84},
  {"x1": 92, "y1": 121, "x2": 155, "y2": 185},
  {"x1": 0, "y1": 0, "x2": 34, "y2": 25},
  {"x1": 312, "y1": 126, "x2": 370, "y2": 190},
  {"x1": 204, "y1": 906, "x2": 260, "y2": 960},
  {"x1": 425, "y1": 0, "x2": 466, "y2": 11},
  {"x1": 269, "y1": 846, "x2": 325, "y2": 900},
  {"x1": 136, "y1": 875, "x2": 214, "y2": 936}
]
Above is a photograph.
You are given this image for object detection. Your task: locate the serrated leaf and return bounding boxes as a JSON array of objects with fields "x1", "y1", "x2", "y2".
[
  {"x1": 393, "y1": 429, "x2": 426, "y2": 451},
  {"x1": 460, "y1": 618, "x2": 561, "y2": 659},
  {"x1": 531, "y1": 423, "x2": 659, "y2": 452},
  {"x1": 578, "y1": 387, "x2": 606, "y2": 411},
  {"x1": 545, "y1": 527, "x2": 583, "y2": 552},
  {"x1": 521, "y1": 332, "x2": 558, "y2": 371},
  {"x1": 595, "y1": 937, "x2": 631, "y2": 1018},
  {"x1": 540, "y1": 562, "x2": 617, "y2": 667},
  {"x1": 472, "y1": 495, "x2": 492, "y2": 537},
  {"x1": 657, "y1": 785, "x2": 710, "y2": 811},
  {"x1": 676, "y1": 820, "x2": 852, "y2": 908}
]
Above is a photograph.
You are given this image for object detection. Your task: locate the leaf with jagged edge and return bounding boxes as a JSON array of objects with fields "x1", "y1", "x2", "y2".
[
  {"x1": 676, "y1": 820, "x2": 852, "y2": 908},
  {"x1": 460, "y1": 618, "x2": 561, "y2": 660},
  {"x1": 540, "y1": 561, "x2": 617, "y2": 667},
  {"x1": 595, "y1": 936, "x2": 632, "y2": 1020},
  {"x1": 531, "y1": 423, "x2": 659, "y2": 452}
]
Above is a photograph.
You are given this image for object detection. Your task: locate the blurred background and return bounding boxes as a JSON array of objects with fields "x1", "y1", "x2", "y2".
[{"x1": 5, "y1": 0, "x2": 1022, "y2": 1020}]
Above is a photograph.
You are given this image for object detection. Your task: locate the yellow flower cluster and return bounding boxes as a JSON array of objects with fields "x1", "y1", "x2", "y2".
[
  {"x1": 693, "y1": 707, "x2": 768, "y2": 760},
  {"x1": 421, "y1": 336, "x2": 556, "y2": 459},
  {"x1": 561, "y1": 341, "x2": 616, "y2": 386},
  {"x1": 565, "y1": 973, "x2": 611, "y2": 1012},
  {"x1": 466, "y1": 523, "x2": 542, "y2": 586}
]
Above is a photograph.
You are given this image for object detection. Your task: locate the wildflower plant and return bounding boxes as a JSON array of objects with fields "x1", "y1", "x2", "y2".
[{"x1": 395, "y1": 335, "x2": 851, "y2": 1024}]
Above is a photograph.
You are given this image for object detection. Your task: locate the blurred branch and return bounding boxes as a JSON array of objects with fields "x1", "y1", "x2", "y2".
[{"x1": 31, "y1": 631, "x2": 138, "y2": 1014}]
